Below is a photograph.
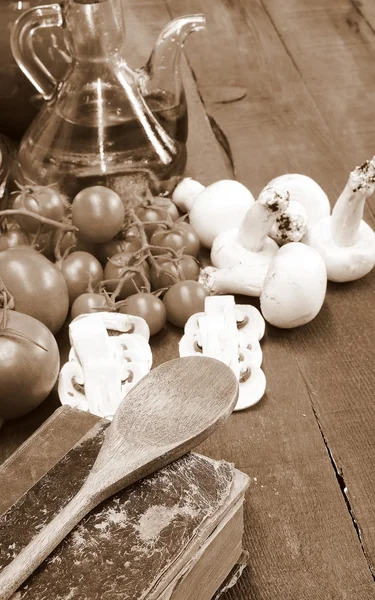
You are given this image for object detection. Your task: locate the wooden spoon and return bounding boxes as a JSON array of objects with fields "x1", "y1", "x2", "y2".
[{"x1": 0, "y1": 356, "x2": 238, "y2": 599}]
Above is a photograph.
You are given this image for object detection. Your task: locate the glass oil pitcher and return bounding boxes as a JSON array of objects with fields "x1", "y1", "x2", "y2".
[{"x1": 10, "y1": 0, "x2": 205, "y2": 198}]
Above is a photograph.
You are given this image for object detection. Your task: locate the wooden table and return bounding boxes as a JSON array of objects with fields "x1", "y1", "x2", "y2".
[{"x1": 1, "y1": 1, "x2": 375, "y2": 598}]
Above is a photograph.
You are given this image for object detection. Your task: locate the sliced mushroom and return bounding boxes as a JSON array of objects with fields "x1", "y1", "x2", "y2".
[
  {"x1": 118, "y1": 362, "x2": 150, "y2": 417},
  {"x1": 70, "y1": 311, "x2": 150, "y2": 342},
  {"x1": 58, "y1": 360, "x2": 89, "y2": 412},
  {"x1": 234, "y1": 364, "x2": 266, "y2": 411},
  {"x1": 184, "y1": 312, "x2": 205, "y2": 335},
  {"x1": 178, "y1": 333, "x2": 204, "y2": 357},
  {"x1": 112, "y1": 334, "x2": 153, "y2": 369},
  {"x1": 235, "y1": 305, "x2": 265, "y2": 341},
  {"x1": 238, "y1": 340, "x2": 262, "y2": 368}
]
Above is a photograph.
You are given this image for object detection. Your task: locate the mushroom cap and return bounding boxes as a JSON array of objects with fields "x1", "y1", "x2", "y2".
[
  {"x1": 306, "y1": 216, "x2": 375, "y2": 282},
  {"x1": 211, "y1": 227, "x2": 278, "y2": 270},
  {"x1": 266, "y1": 173, "x2": 330, "y2": 226},
  {"x1": 260, "y1": 242, "x2": 327, "y2": 328},
  {"x1": 189, "y1": 180, "x2": 255, "y2": 248}
]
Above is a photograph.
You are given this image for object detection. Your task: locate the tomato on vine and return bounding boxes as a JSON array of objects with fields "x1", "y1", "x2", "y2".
[
  {"x1": 70, "y1": 292, "x2": 108, "y2": 320},
  {"x1": 52, "y1": 230, "x2": 99, "y2": 258},
  {"x1": 162, "y1": 280, "x2": 209, "y2": 328},
  {"x1": 60, "y1": 251, "x2": 104, "y2": 305},
  {"x1": 103, "y1": 251, "x2": 151, "y2": 300},
  {"x1": 0, "y1": 229, "x2": 29, "y2": 251},
  {"x1": 119, "y1": 292, "x2": 166, "y2": 336},
  {"x1": 72, "y1": 186, "x2": 125, "y2": 243},
  {"x1": 150, "y1": 221, "x2": 200, "y2": 257},
  {"x1": 97, "y1": 235, "x2": 142, "y2": 266},
  {"x1": 12, "y1": 185, "x2": 65, "y2": 233},
  {"x1": 152, "y1": 196, "x2": 180, "y2": 222},
  {"x1": 134, "y1": 205, "x2": 171, "y2": 238},
  {"x1": 150, "y1": 254, "x2": 199, "y2": 290}
]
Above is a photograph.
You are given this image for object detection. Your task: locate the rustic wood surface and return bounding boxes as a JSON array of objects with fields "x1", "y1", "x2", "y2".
[
  {"x1": 0, "y1": 358, "x2": 238, "y2": 600},
  {"x1": 1, "y1": 1, "x2": 375, "y2": 598}
]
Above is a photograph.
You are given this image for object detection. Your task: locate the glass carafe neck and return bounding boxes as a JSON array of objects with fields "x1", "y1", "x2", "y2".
[{"x1": 64, "y1": 0, "x2": 126, "y2": 61}]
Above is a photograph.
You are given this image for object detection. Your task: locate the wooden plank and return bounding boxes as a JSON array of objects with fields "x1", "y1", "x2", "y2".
[
  {"x1": 252, "y1": 0, "x2": 375, "y2": 578},
  {"x1": 0, "y1": 2, "x2": 374, "y2": 599},
  {"x1": 198, "y1": 332, "x2": 375, "y2": 599},
  {"x1": 163, "y1": 0, "x2": 375, "y2": 597},
  {"x1": 261, "y1": 0, "x2": 375, "y2": 215},
  {"x1": 164, "y1": 0, "x2": 347, "y2": 199},
  {"x1": 355, "y1": 0, "x2": 375, "y2": 32}
]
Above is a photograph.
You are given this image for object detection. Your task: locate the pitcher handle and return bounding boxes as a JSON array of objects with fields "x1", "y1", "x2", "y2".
[{"x1": 10, "y1": 4, "x2": 64, "y2": 101}]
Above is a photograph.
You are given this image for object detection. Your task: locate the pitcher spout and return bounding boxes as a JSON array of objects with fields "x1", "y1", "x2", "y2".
[{"x1": 144, "y1": 15, "x2": 206, "y2": 92}]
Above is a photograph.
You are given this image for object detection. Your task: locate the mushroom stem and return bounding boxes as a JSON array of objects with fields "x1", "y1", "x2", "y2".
[
  {"x1": 238, "y1": 186, "x2": 290, "y2": 252},
  {"x1": 199, "y1": 265, "x2": 265, "y2": 297},
  {"x1": 331, "y1": 158, "x2": 375, "y2": 247}
]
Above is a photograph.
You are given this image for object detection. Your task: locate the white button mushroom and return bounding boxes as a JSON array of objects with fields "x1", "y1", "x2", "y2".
[
  {"x1": 188, "y1": 179, "x2": 255, "y2": 248},
  {"x1": 260, "y1": 242, "x2": 327, "y2": 328},
  {"x1": 305, "y1": 158, "x2": 375, "y2": 282},
  {"x1": 269, "y1": 200, "x2": 308, "y2": 245},
  {"x1": 172, "y1": 177, "x2": 206, "y2": 213},
  {"x1": 202, "y1": 187, "x2": 289, "y2": 297},
  {"x1": 266, "y1": 173, "x2": 330, "y2": 227}
]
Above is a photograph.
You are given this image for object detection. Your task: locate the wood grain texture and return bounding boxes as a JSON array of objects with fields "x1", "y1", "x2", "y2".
[
  {"x1": 262, "y1": 0, "x2": 375, "y2": 216},
  {"x1": 0, "y1": 357, "x2": 238, "y2": 599},
  {"x1": 0, "y1": 406, "x2": 99, "y2": 516},
  {"x1": 1, "y1": 1, "x2": 375, "y2": 599},
  {"x1": 0, "y1": 414, "x2": 244, "y2": 599},
  {"x1": 164, "y1": 0, "x2": 375, "y2": 597}
]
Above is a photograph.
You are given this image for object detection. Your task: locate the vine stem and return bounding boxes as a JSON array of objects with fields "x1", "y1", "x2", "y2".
[
  {"x1": 128, "y1": 209, "x2": 180, "y2": 275},
  {"x1": 0, "y1": 209, "x2": 76, "y2": 232}
]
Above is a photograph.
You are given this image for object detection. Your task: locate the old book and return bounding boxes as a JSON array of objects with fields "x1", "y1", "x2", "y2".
[{"x1": 0, "y1": 406, "x2": 249, "y2": 599}]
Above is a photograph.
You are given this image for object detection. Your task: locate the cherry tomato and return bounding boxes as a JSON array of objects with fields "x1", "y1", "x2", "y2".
[
  {"x1": 150, "y1": 221, "x2": 200, "y2": 257},
  {"x1": 0, "y1": 229, "x2": 29, "y2": 251},
  {"x1": 0, "y1": 309, "x2": 60, "y2": 419},
  {"x1": 97, "y1": 235, "x2": 141, "y2": 266},
  {"x1": 152, "y1": 196, "x2": 180, "y2": 221},
  {"x1": 104, "y1": 251, "x2": 150, "y2": 299},
  {"x1": 70, "y1": 292, "x2": 108, "y2": 320},
  {"x1": 61, "y1": 251, "x2": 104, "y2": 305},
  {"x1": 119, "y1": 292, "x2": 166, "y2": 336},
  {"x1": 0, "y1": 247, "x2": 69, "y2": 334},
  {"x1": 163, "y1": 280, "x2": 209, "y2": 328},
  {"x1": 52, "y1": 230, "x2": 99, "y2": 258},
  {"x1": 150, "y1": 255, "x2": 200, "y2": 290},
  {"x1": 13, "y1": 185, "x2": 65, "y2": 233},
  {"x1": 72, "y1": 186, "x2": 125, "y2": 243},
  {"x1": 134, "y1": 205, "x2": 170, "y2": 237}
]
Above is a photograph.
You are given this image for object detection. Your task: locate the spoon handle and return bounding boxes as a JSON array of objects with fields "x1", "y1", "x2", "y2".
[{"x1": 0, "y1": 485, "x2": 94, "y2": 600}]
